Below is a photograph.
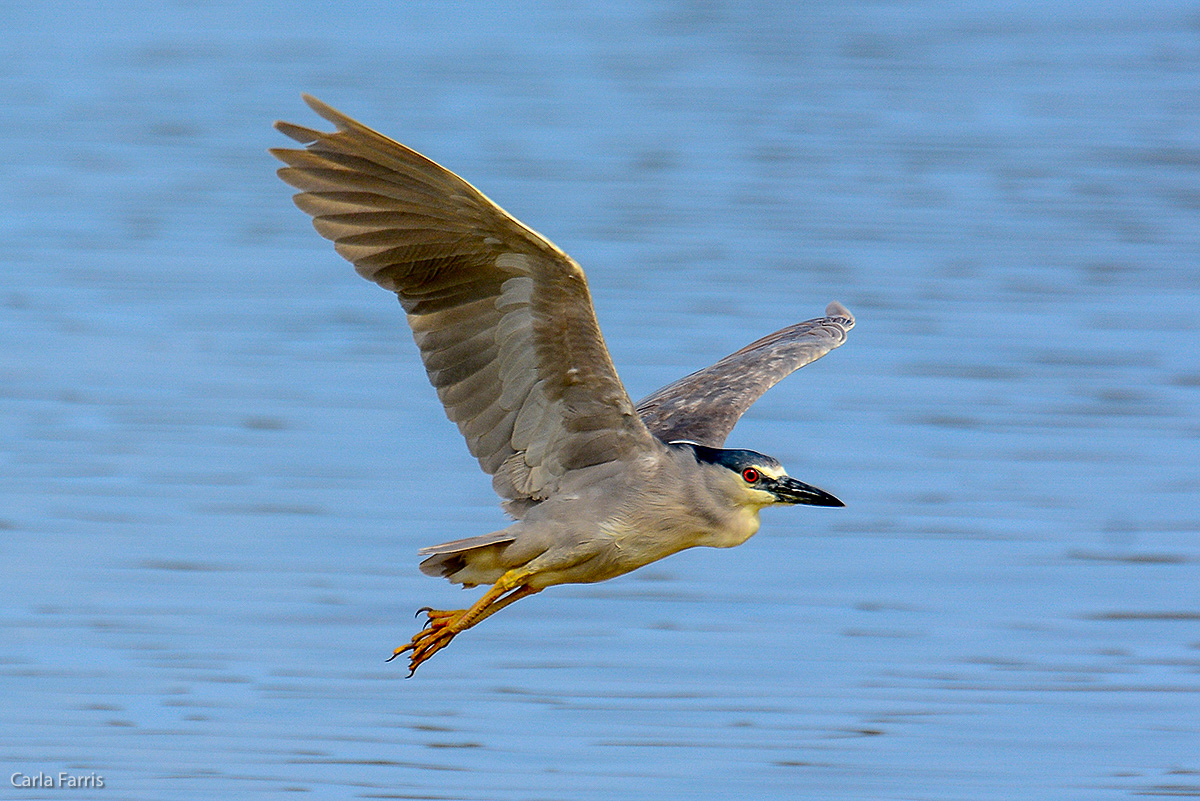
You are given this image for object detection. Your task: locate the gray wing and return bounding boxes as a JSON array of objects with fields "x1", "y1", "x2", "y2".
[
  {"x1": 272, "y1": 95, "x2": 656, "y2": 513},
  {"x1": 635, "y1": 301, "x2": 854, "y2": 447}
]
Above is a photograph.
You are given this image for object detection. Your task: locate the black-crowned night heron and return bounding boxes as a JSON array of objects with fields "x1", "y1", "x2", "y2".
[{"x1": 272, "y1": 96, "x2": 854, "y2": 675}]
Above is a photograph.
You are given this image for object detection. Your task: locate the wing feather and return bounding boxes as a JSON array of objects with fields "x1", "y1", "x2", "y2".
[
  {"x1": 636, "y1": 302, "x2": 854, "y2": 447},
  {"x1": 273, "y1": 96, "x2": 655, "y2": 512}
]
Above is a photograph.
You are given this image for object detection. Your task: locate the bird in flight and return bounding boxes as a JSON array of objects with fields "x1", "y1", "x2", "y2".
[{"x1": 272, "y1": 96, "x2": 854, "y2": 675}]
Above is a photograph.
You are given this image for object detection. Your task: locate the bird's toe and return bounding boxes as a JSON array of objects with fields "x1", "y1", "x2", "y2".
[{"x1": 388, "y1": 607, "x2": 465, "y2": 675}]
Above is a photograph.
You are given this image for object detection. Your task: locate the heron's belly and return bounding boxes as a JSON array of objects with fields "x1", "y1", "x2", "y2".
[{"x1": 526, "y1": 516, "x2": 755, "y2": 589}]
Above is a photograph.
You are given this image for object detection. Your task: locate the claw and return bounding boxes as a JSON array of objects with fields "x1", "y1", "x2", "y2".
[
  {"x1": 388, "y1": 578, "x2": 539, "y2": 675},
  {"x1": 390, "y1": 607, "x2": 463, "y2": 675}
]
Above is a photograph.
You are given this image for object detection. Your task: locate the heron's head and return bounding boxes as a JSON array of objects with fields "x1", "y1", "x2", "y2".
[{"x1": 673, "y1": 442, "x2": 844, "y2": 509}]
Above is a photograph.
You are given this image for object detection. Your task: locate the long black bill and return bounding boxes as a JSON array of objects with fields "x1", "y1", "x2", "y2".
[{"x1": 769, "y1": 476, "x2": 845, "y2": 507}]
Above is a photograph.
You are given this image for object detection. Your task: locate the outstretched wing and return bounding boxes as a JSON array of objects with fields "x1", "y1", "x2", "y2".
[
  {"x1": 635, "y1": 301, "x2": 854, "y2": 447},
  {"x1": 272, "y1": 95, "x2": 656, "y2": 512}
]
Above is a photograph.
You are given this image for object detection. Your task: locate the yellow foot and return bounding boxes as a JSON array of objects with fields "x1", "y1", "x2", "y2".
[
  {"x1": 386, "y1": 607, "x2": 463, "y2": 676},
  {"x1": 386, "y1": 575, "x2": 540, "y2": 676}
]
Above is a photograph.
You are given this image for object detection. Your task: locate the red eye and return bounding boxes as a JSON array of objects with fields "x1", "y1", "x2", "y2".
[{"x1": 742, "y1": 468, "x2": 759, "y2": 483}]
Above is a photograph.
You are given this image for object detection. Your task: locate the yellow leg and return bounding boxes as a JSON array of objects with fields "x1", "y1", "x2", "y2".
[{"x1": 387, "y1": 570, "x2": 540, "y2": 676}]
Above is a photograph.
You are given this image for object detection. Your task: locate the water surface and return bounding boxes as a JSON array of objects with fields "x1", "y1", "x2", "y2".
[{"x1": 2, "y1": 1, "x2": 1198, "y2": 799}]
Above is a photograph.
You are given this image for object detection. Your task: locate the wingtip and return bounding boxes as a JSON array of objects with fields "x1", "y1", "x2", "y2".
[
  {"x1": 300, "y1": 92, "x2": 329, "y2": 114},
  {"x1": 825, "y1": 301, "x2": 854, "y2": 326},
  {"x1": 270, "y1": 121, "x2": 318, "y2": 145},
  {"x1": 300, "y1": 93, "x2": 356, "y2": 131},
  {"x1": 273, "y1": 95, "x2": 355, "y2": 145}
]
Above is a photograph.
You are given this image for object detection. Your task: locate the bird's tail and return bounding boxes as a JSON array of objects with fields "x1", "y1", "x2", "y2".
[{"x1": 418, "y1": 531, "x2": 518, "y2": 587}]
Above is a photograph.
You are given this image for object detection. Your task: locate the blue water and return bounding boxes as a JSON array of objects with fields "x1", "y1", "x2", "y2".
[{"x1": 3, "y1": 1, "x2": 1198, "y2": 799}]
